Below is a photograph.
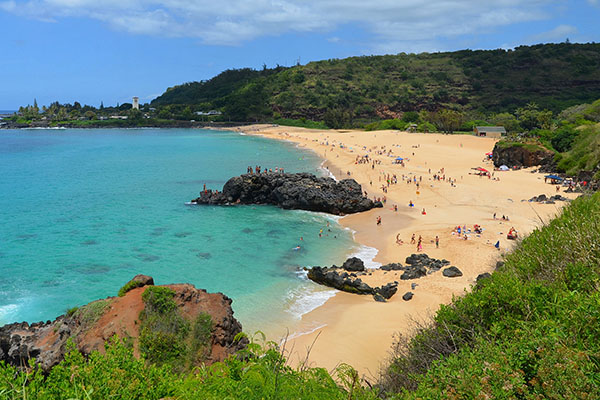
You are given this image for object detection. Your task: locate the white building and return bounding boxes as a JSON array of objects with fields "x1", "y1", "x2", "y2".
[{"x1": 132, "y1": 97, "x2": 139, "y2": 110}]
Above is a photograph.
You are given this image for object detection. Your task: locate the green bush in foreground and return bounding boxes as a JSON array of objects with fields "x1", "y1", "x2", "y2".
[{"x1": 0, "y1": 336, "x2": 376, "y2": 400}]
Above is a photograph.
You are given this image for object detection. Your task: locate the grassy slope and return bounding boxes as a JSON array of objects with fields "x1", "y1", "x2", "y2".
[
  {"x1": 556, "y1": 123, "x2": 600, "y2": 178},
  {"x1": 382, "y1": 192, "x2": 600, "y2": 399},
  {"x1": 152, "y1": 43, "x2": 600, "y2": 121}
]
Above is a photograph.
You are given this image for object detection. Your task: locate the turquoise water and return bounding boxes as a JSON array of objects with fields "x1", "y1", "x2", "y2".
[{"x1": 0, "y1": 128, "x2": 359, "y2": 334}]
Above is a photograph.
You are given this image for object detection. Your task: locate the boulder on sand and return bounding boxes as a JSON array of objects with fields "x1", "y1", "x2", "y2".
[{"x1": 442, "y1": 266, "x2": 463, "y2": 278}]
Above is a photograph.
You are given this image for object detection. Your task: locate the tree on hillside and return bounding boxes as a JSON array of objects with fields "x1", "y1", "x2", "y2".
[
  {"x1": 491, "y1": 112, "x2": 521, "y2": 133},
  {"x1": 516, "y1": 102, "x2": 553, "y2": 131},
  {"x1": 427, "y1": 109, "x2": 465, "y2": 133}
]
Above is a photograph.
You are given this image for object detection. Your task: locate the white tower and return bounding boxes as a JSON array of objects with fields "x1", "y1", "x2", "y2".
[{"x1": 132, "y1": 97, "x2": 139, "y2": 110}]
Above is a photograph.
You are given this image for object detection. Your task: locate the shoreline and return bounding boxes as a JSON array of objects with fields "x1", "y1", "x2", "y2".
[{"x1": 230, "y1": 124, "x2": 580, "y2": 378}]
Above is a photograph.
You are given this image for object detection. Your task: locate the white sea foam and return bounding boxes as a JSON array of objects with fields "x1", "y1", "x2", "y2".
[
  {"x1": 349, "y1": 244, "x2": 381, "y2": 269},
  {"x1": 0, "y1": 303, "x2": 19, "y2": 325},
  {"x1": 287, "y1": 323, "x2": 328, "y2": 341},
  {"x1": 319, "y1": 160, "x2": 338, "y2": 181},
  {"x1": 285, "y1": 283, "x2": 337, "y2": 321}
]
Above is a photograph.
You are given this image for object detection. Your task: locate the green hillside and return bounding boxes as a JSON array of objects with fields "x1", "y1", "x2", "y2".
[{"x1": 151, "y1": 43, "x2": 600, "y2": 123}]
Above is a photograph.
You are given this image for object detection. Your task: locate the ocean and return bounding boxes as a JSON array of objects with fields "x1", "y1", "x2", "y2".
[{"x1": 0, "y1": 128, "x2": 368, "y2": 335}]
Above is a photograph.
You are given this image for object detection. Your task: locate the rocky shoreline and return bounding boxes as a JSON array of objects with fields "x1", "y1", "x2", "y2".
[
  {"x1": 0, "y1": 275, "x2": 245, "y2": 371},
  {"x1": 306, "y1": 254, "x2": 462, "y2": 302},
  {"x1": 190, "y1": 172, "x2": 383, "y2": 215}
]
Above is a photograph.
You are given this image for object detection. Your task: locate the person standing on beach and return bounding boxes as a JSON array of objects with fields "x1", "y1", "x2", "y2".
[
  {"x1": 376, "y1": 216, "x2": 382, "y2": 225},
  {"x1": 435, "y1": 235, "x2": 439, "y2": 248},
  {"x1": 411, "y1": 234, "x2": 416, "y2": 244},
  {"x1": 417, "y1": 236, "x2": 423, "y2": 252}
]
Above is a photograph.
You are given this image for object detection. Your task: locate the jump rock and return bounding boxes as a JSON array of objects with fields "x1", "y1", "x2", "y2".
[{"x1": 190, "y1": 172, "x2": 382, "y2": 215}]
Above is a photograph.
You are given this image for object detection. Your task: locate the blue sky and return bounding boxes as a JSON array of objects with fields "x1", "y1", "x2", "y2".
[{"x1": 1, "y1": 0, "x2": 598, "y2": 109}]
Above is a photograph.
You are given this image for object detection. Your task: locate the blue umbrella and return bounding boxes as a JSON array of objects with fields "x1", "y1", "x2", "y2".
[{"x1": 396, "y1": 157, "x2": 403, "y2": 161}]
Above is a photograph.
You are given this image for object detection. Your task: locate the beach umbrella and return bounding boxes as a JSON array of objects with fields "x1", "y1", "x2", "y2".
[
  {"x1": 485, "y1": 152, "x2": 493, "y2": 156},
  {"x1": 476, "y1": 167, "x2": 489, "y2": 172},
  {"x1": 499, "y1": 165, "x2": 509, "y2": 171},
  {"x1": 494, "y1": 241, "x2": 500, "y2": 249},
  {"x1": 396, "y1": 157, "x2": 403, "y2": 161}
]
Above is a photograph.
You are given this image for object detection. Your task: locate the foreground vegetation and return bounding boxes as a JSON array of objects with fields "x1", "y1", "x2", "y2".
[
  {"x1": 1, "y1": 192, "x2": 599, "y2": 399},
  {"x1": 0, "y1": 335, "x2": 376, "y2": 400}
]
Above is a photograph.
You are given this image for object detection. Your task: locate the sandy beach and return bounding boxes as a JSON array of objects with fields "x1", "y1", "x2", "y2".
[{"x1": 231, "y1": 124, "x2": 578, "y2": 380}]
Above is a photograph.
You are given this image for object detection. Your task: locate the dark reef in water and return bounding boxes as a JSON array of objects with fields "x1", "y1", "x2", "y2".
[{"x1": 190, "y1": 172, "x2": 382, "y2": 215}]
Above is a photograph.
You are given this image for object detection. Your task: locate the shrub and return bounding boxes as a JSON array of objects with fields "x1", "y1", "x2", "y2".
[
  {"x1": 73, "y1": 300, "x2": 110, "y2": 328},
  {"x1": 117, "y1": 280, "x2": 146, "y2": 297},
  {"x1": 141, "y1": 286, "x2": 177, "y2": 314},
  {"x1": 65, "y1": 306, "x2": 79, "y2": 317}
]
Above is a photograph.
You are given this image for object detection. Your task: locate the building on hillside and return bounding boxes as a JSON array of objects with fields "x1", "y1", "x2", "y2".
[
  {"x1": 195, "y1": 110, "x2": 222, "y2": 116},
  {"x1": 474, "y1": 126, "x2": 506, "y2": 138},
  {"x1": 132, "y1": 97, "x2": 139, "y2": 110}
]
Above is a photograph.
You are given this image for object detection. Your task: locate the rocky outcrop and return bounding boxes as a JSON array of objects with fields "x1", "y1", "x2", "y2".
[
  {"x1": 306, "y1": 254, "x2": 454, "y2": 301},
  {"x1": 0, "y1": 276, "x2": 245, "y2": 371},
  {"x1": 307, "y1": 266, "x2": 375, "y2": 296},
  {"x1": 342, "y1": 257, "x2": 365, "y2": 272},
  {"x1": 528, "y1": 194, "x2": 569, "y2": 203},
  {"x1": 493, "y1": 142, "x2": 555, "y2": 168},
  {"x1": 190, "y1": 172, "x2": 382, "y2": 215},
  {"x1": 400, "y1": 254, "x2": 451, "y2": 280},
  {"x1": 306, "y1": 257, "x2": 398, "y2": 301}
]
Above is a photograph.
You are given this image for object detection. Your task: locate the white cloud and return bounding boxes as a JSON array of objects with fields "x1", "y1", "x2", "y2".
[
  {"x1": 1, "y1": 0, "x2": 560, "y2": 51},
  {"x1": 526, "y1": 24, "x2": 578, "y2": 44}
]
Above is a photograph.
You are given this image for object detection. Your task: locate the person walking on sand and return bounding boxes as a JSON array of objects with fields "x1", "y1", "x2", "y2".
[
  {"x1": 376, "y1": 216, "x2": 382, "y2": 225},
  {"x1": 435, "y1": 235, "x2": 439, "y2": 248},
  {"x1": 417, "y1": 236, "x2": 423, "y2": 252},
  {"x1": 411, "y1": 234, "x2": 416, "y2": 244}
]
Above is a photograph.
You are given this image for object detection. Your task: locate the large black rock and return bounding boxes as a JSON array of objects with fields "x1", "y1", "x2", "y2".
[
  {"x1": 307, "y1": 266, "x2": 374, "y2": 295},
  {"x1": 190, "y1": 172, "x2": 382, "y2": 215},
  {"x1": 342, "y1": 257, "x2": 365, "y2": 272},
  {"x1": 442, "y1": 266, "x2": 463, "y2": 278}
]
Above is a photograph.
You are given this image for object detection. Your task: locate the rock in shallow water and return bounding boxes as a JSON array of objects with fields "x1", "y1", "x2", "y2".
[{"x1": 190, "y1": 172, "x2": 382, "y2": 215}]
